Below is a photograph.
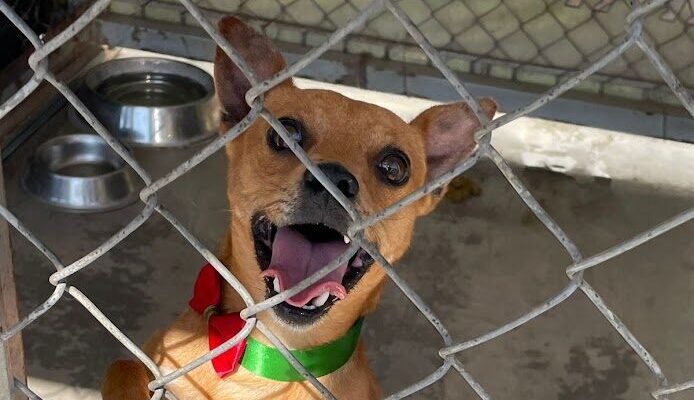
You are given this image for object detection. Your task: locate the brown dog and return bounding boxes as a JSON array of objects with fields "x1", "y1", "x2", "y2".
[{"x1": 101, "y1": 16, "x2": 496, "y2": 400}]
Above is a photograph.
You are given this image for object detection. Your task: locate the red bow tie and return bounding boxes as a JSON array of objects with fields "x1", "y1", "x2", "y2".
[{"x1": 188, "y1": 264, "x2": 247, "y2": 378}]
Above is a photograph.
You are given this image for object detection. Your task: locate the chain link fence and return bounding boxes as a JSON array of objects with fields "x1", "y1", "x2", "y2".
[
  {"x1": 123, "y1": 0, "x2": 694, "y2": 106},
  {"x1": 0, "y1": 0, "x2": 85, "y2": 70},
  {"x1": 1, "y1": 0, "x2": 693, "y2": 399}
]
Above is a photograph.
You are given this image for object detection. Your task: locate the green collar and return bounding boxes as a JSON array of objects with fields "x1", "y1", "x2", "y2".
[{"x1": 240, "y1": 318, "x2": 363, "y2": 381}]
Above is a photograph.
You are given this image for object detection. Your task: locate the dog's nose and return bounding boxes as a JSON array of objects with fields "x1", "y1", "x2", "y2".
[{"x1": 304, "y1": 163, "x2": 359, "y2": 199}]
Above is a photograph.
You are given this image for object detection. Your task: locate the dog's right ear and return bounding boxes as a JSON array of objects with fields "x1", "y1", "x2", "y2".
[{"x1": 214, "y1": 16, "x2": 289, "y2": 124}]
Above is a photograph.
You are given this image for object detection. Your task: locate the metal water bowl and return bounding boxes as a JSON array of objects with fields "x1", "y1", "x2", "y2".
[
  {"x1": 79, "y1": 57, "x2": 219, "y2": 147},
  {"x1": 24, "y1": 134, "x2": 139, "y2": 212}
]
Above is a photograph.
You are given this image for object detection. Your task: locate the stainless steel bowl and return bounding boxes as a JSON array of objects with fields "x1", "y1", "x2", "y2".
[
  {"x1": 24, "y1": 134, "x2": 139, "y2": 212},
  {"x1": 79, "y1": 57, "x2": 219, "y2": 147}
]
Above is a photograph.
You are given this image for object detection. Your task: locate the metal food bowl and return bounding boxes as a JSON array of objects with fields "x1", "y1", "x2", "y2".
[
  {"x1": 24, "y1": 134, "x2": 139, "y2": 212},
  {"x1": 79, "y1": 57, "x2": 219, "y2": 147}
]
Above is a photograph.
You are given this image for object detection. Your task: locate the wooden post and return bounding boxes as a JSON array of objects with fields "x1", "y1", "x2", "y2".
[{"x1": 0, "y1": 160, "x2": 26, "y2": 399}]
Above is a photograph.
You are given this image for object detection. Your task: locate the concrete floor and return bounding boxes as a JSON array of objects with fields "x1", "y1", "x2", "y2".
[{"x1": 4, "y1": 103, "x2": 694, "y2": 400}]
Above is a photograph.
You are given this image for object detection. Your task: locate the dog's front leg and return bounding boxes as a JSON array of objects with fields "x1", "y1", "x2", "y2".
[{"x1": 102, "y1": 359, "x2": 151, "y2": 400}]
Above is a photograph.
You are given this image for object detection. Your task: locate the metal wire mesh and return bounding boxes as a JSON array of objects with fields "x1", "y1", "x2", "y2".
[
  {"x1": 0, "y1": 0, "x2": 693, "y2": 399},
  {"x1": 132, "y1": 0, "x2": 694, "y2": 104},
  {"x1": 268, "y1": 0, "x2": 694, "y2": 86}
]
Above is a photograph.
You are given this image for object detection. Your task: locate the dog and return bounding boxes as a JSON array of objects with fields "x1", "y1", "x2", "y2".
[{"x1": 101, "y1": 16, "x2": 496, "y2": 400}]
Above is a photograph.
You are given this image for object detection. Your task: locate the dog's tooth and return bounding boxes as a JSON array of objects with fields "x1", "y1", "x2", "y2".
[
  {"x1": 302, "y1": 304, "x2": 316, "y2": 310},
  {"x1": 272, "y1": 277, "x2": 281, "y2": 293},
  {"x1": 343, "y1": 235, "x2": 350, "y2": 244},
  {"x1": 311, "y1": 291, "x2": 330, "y2": 307}
]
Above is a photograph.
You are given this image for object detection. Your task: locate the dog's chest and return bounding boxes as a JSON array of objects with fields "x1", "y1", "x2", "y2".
[
  {"x1": 160, "y1": 361, "x2": 356, "y2": 400},
  {"x1": 150, "y1": 311, "x2": 378, "y2": 399}
]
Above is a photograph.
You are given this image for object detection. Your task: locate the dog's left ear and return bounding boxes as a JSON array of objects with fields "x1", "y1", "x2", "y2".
[
  {"x1": 410, "y1": 97, "x2": 497, "y2": 214},
  {"x1": 215, "y1": 16, "x2": 290, "y2": 124}
]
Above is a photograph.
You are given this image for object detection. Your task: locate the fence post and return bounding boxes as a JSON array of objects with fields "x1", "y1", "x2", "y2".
[{"x1": 0, "y1": 160, "x2": 25, "y2": 400}]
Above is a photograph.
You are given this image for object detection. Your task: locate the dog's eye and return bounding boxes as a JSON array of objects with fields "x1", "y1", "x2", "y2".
[
  {"x1": 376, "y1": 148, "x2": 410, "y2": 186},
  {"x1": 267, "y1": 118, "x2": 304, "y2": 151}
]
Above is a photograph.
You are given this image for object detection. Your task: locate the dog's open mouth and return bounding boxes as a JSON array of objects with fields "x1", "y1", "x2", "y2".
[{"x1": 252, "y1": 214, "x2": 374, "y2": 324}]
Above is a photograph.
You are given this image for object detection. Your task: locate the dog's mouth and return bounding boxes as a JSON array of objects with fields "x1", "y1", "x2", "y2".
[{"x1": 252, "y1": 214, "x2": 374, "y2": 324}]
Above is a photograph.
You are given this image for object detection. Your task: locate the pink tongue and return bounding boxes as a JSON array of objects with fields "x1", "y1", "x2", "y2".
[{"x1": 260, "y1": 227, "x2": 349, "y2": 307}]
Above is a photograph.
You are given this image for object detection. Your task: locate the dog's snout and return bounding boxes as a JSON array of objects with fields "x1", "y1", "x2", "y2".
[{"x1": 304, "y1": 163, "x2": 359, "y2": 198}]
